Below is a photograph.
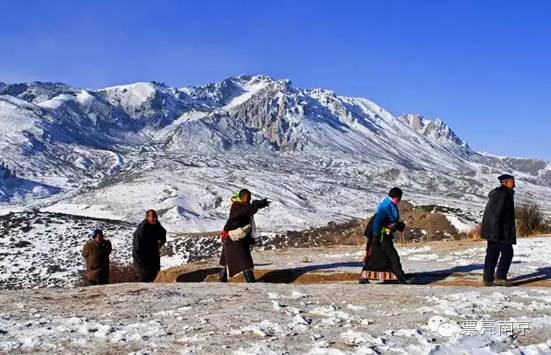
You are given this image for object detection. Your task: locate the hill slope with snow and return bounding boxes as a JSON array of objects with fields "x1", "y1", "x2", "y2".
[{"x1": 0, "y1": 75, "x2": 550, "y2": 231}]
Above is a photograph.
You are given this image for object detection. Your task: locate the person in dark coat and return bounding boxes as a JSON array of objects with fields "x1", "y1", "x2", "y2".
[
  {"x1": 481, "y1": 174, "x2": 516, "y2": 286},
  {"x1": 218, "y1": 189, "x2": 270, "y2": 283},
  {"x1": 133, "y1": 209, "x2": 167, "y2": 282},
  {"x1": 82, "y1": 229, "x2": 112, "y2": 285},
  {"x1": 360, "y1": 188, "x2": 411, "y2": 284}
]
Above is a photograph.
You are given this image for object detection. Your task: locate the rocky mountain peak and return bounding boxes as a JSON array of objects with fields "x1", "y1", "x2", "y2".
[
  {"x1": 400, "y1": 113, "x2": 469, "y2": 150},
  {"x1": 0, "y1": 81, "x2": 73, "y2": 104}
]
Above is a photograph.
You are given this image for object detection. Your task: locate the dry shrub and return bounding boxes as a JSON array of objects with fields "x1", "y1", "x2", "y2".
[
  {"x1": 465, "y1": 224, "x2": 482, "y2": 240},
  {"x1": 516, "y1": 203, "x2": 548, "y2": 236},
  {"x1": 109, "y1": 262, "x2": 139, "y2": 283},
  {"x1": 78, "y1": 262, "x2": 139, "y2": 287},
  {"x1": 462, "y1": 203, "x2": 549, "y2": 240}
]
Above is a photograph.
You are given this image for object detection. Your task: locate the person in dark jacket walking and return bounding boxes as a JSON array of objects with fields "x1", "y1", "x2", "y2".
[
  {"x1": 481, "y1": 174, "x2": 517, "y2": 286},
  {"x1": 133, "y1": 209, "x2": 167, "y2": 282},
  {"x1": 218, "y1": 189, "x2": 270, "y2": 283},
  {"x1": 360, "y1": 188, "x2": 411, "y2": 284},
  {"x1": 82, "y1": 229, "x2": 112, "y2": 285}
]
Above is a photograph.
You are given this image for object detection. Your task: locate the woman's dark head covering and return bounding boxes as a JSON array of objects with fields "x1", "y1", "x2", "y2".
[{"x1": 388, "y1": 187, "x2": 403, "y2": 200}]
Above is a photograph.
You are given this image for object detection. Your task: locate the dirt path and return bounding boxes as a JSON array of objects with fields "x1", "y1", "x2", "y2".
[{"x1": 157, "y1": 236, "x2": 551, "y2": 288}]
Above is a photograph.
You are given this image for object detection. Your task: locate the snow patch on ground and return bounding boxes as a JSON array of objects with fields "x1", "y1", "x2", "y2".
[
  {"x1": 1, "y1": 283, "x2": 551, "y2": 354},
  {"x1": 41, "y1": 203, "x2": 124, "y2": 221},
  {"x1": 445, "y1": 213, "x2": 475, "y2": 233}
]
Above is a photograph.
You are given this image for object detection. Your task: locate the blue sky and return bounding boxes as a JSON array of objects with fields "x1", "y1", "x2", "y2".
[{"x1": 1, "y1": 1, "x2": 550, "y2": 160}]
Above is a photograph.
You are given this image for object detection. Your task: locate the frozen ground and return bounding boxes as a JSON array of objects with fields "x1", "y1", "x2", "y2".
[
  {"x1": 1, "y1": 283, "x2": 551, "y2": 354},
  {"x1": 1, "y1": 227, "x2": 551, "y2": 354}
]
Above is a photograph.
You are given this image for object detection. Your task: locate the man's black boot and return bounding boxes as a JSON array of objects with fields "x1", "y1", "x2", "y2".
[
  {"x1": 243, "y1": 269, "x2": 256, "y2": 283},
  {"x1": 218, "y1": 267, "x2": 228, "y2": 282}
]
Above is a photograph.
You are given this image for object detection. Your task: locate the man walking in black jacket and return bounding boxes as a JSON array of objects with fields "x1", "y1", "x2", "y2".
[
  {"x1": 481, "y1": 174, "x2": 516, "y2": 286},
  {"x1": 133, "y1": 209, "x2": 167, "y2": 282}
]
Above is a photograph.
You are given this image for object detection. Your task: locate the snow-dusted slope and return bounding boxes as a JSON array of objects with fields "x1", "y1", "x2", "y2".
[{"x1": 0, "y1": 75, "x2": 549, "y2": 231}]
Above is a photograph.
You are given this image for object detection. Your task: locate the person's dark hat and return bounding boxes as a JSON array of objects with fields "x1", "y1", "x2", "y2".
[
  {"x1": 388, "y1": 187, "x2": 403, "y2": 200},
  {"x1": 498, "y1": 174, "x2": 515, "y2": 183},
  {"x1": 91, "y1": 228, "x2": 103, "y2": 239}
]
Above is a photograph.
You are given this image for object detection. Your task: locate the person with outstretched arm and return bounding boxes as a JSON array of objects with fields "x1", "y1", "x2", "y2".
[
  {"x1": 481, "y1": 174, "x2": 517, "y2": 287},
  {"x1": 133, "y1": 209, "x2": 167, "y2": 282},
  {"x1": 218, "y1": 189, "x2": 270, "y2": 283}
]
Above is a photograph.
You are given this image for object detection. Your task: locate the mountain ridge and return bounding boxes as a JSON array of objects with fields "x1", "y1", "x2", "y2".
[{"x1": 0, "y1": 74, "x2": 549, "y2": 231}]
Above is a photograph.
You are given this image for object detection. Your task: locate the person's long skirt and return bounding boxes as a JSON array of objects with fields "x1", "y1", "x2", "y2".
[
  {"x1": 219, "y1": 236, "x2": 255, "y2": 278},
  {"x1": 362, "y1": 235, "x2": 407, "y2": 282}
]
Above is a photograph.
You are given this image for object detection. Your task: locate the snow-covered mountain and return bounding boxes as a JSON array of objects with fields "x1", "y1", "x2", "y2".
[{"x1": 0, "y1": 75, "x2": 550, "y2": 231}]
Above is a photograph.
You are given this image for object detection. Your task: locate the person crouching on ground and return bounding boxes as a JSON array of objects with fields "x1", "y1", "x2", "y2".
[
  {"x1": 481, "y1": 174, "x2": 517, "y2": 287},
  {"x1": 218, "y1": 189, "x2": 270, "y2": 283},
  {"x1": 133, "y1": 209, "x2": 167, "y2": 282},
  {"x1": 82, "y1": 229, "x2": 112, "y2": 285},
  {"x1": 361, "y1": 187, "x2": 412, "y2": 284}
]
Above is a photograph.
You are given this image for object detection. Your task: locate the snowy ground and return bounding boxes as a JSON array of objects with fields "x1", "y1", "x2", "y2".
[
  {"x1": 0, "y1": 211, "x2": 135, "y2": 289},
  {"x1": 1, "y1": 283, "x2": 551, "y2": 354},
  {"x1": 2, "y1": 229, "x2": 551, "y2": 353}
]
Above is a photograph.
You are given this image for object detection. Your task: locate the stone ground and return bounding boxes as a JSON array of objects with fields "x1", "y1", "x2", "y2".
[
  {"x1": 1, "y1": 283, "x2": 551, "y2": 354},
  {"x1": 1, "y1": 237, "x2": 551, "y2": 354}
]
